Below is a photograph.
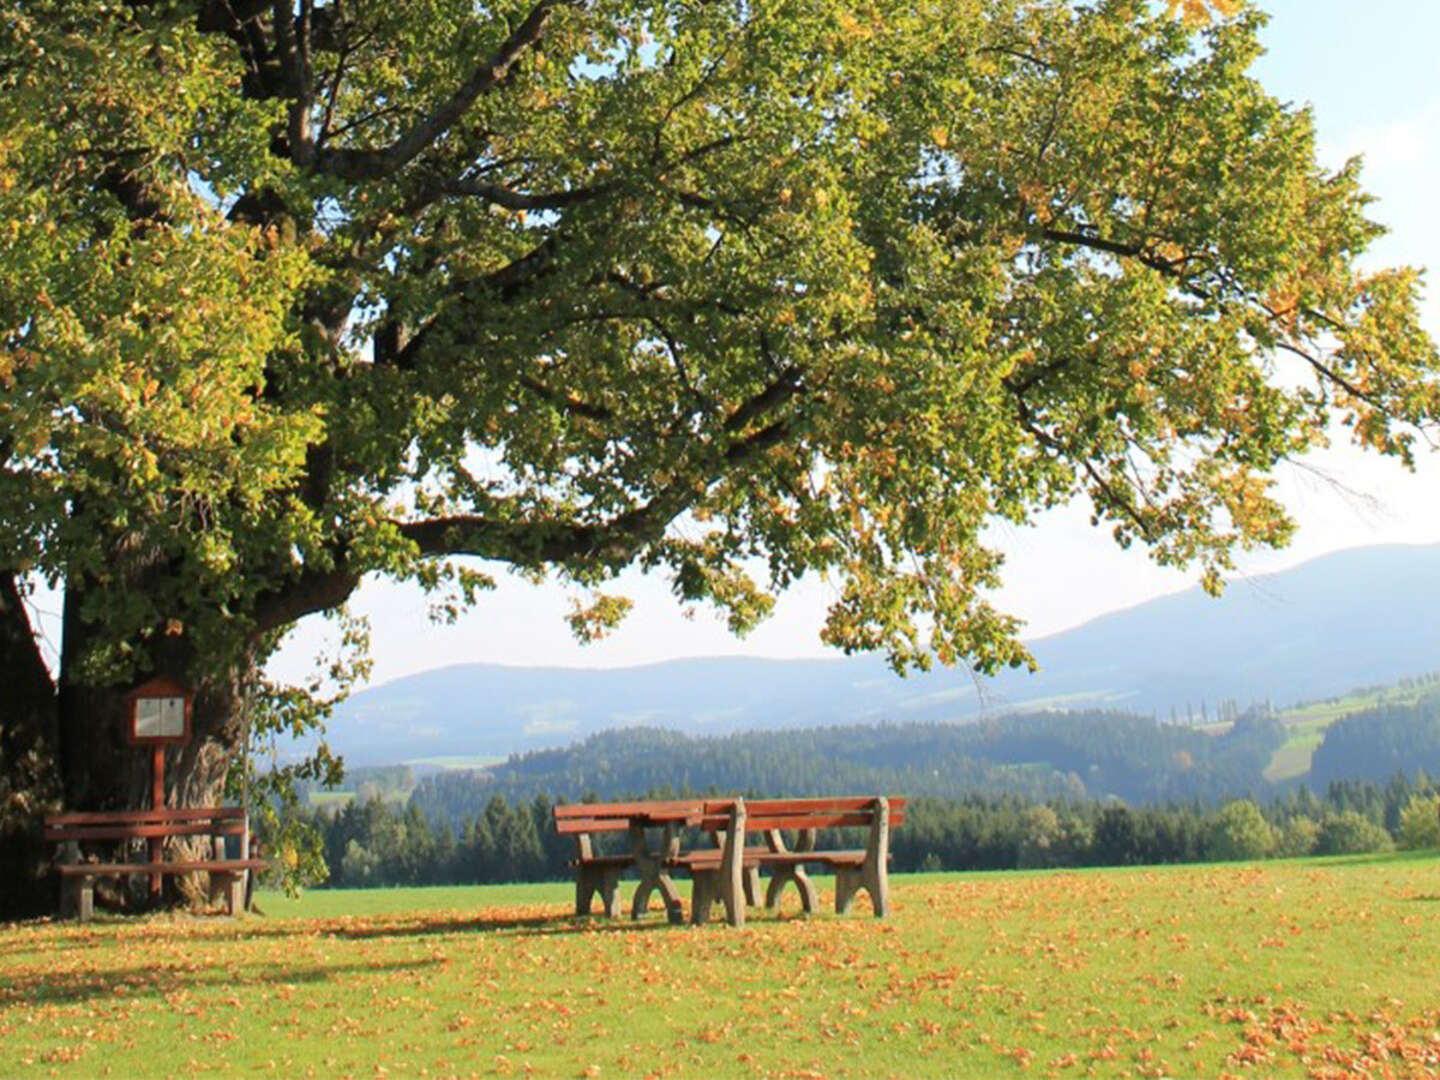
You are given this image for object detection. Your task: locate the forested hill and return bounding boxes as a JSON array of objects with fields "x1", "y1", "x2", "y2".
[
  {"x1": 407, "y1": 711, "x2": 1287, "y2": 822},
  {"x1": 327, "y1": 543, "x2": 1440, "y2": 765}
]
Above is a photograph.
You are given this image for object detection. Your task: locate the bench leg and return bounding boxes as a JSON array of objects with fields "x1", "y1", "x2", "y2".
[
  {"x1": 60, "y1": 874, "x2": 92, "y2": 921},
  {"x1": 835, "y1": 865, "x2": 862, "y2": 915},
  {"x1": 866, "y1": 858, "x2": 890, "y2": 918},
  {"x1": 64, "y1": 875, "x2": 95, "y2": 922},
  {"x1": 836, "y1": 798, "x2": 892, "y2": 918},
  {"x1": 632, "y1": 869, "x2": 684, "y2": 924},
  {"x1": 602, "y1": 868, "x2": 623, "y2": 917},
  {"x1": 764, "y1": 865, "x2": 819, "y2": 914},
  {"x1": 719, "y1": 800, "x2": 745, "y2": 927},
  {"x1": 742, "y1": 866, "x2": 762, "y2": 908},
  {"x1": 223, "y1": 872, "x2": 245, "y2": 917},
  {"x1": 690, "y1": 870, "x2": 716, "y2": 925},
  {"x1": 835, "y1": 860, "x2": 890, "y2": 916},
  {"x1": 576, "y1": 866, "x2": 623, "y2": 918},
  {"x1": 689, "y1": 805, "x2": 747, "y2": 927}
]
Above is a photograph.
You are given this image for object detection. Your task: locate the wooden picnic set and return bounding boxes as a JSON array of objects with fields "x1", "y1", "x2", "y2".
[{"x1": 552, "y1": 795, "x2": 904, "y2": 926}]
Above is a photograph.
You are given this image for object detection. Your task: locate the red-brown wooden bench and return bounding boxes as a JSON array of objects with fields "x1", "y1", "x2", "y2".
[
  {"x1": 44, "y1": 807, "x2": 266, "y2": 920},
  {"x1": 553, "y1": 795, "x2": 905, "y2": 927},
  {"x1": 678, "y1": 796, "x2": 906, "y2": 926}
]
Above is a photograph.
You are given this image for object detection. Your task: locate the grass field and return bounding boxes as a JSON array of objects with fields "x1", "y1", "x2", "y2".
[{"x1": 4, "y1": 855, "x2": 1440, "y2": 1077}]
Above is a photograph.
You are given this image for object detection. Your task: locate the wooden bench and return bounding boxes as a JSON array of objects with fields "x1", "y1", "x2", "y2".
[
  {"x1": 680, "y1": 796, "x2": 906, "y2": 926},
  {"x1": 553, "y1": 795, "x2": 905, "y2": 927},
  {"x1": 44, "y1": 807, "x2": 265, "y2": 920}
]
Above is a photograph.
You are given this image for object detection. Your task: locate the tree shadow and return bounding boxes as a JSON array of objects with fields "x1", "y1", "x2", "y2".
[
  {"x1": 0, "y1": 956, "x2": 444, "y2": 1009},
  {"x1": 1306, "y1": 853, "x2": 1425, "y2": 869},
  {"x1": 213, "y1": 908, "x2": 687, "y2": 944}
]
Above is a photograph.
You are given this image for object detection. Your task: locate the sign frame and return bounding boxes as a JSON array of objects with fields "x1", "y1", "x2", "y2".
[{"x1": 126, "y1": 676, "x2": 193, "y2": 746}]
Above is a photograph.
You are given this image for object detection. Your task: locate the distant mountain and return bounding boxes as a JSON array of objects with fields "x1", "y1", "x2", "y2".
[{"x1": 326, "y1": 543, "x2": 1440, "y2": 765}]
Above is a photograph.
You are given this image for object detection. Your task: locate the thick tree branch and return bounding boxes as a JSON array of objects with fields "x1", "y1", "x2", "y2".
[
  {"x1": 724, "y1": 361, "x2": 805, "y2": 432},
  {"x1": 518, "y1": 374, "x2": 614, "y2": 420},
  {"x1": 386, "y1": 236, "x2": 561, "y2": 370},
  {"x1": 305, "y1": 0, "x2": 572, "y2": 179},
  {"x1": 252, "y1": 564, "x2": 361, "y2": 634},
  {"x1": 1276, "y1": 340, "x2": 1381, "y2": 411},
  {"x1": 400, "y1": 404, "x2": 797, "y2": 567},
  {"x1": 441, "y1": 177, "x2": 615, "y2": 210}
]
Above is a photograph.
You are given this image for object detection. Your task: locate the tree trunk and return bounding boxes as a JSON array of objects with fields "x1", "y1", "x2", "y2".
[
  {"x1": 0, "y1": 575, "x2": 62, "y2": 920},
  {"x1": 54, "y1": 586, "x2": 254, "y2": 911}
]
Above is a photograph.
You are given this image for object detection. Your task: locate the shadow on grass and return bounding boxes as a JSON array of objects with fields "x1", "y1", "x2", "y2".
[
  {"x1": 1307, "y1": 851, "x2": 1435, "y2": 869},
  {"x1": 1, "y1": 905, "x2": 719, "y2": 965},
  {"x1": 0, "y1": 956, "x2": 445, "y2": 1008},
  {"x1": 203, "y1": 908, "x2": 692, "y2": 944}
]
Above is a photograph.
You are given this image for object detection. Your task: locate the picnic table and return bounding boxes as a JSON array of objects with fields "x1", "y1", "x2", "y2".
[{"x1": 553, "y1": 795, "x2": 905, "y2": 926}]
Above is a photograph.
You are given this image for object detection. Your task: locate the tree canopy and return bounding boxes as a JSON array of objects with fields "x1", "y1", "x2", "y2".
[{"x1": 0, "y1": 0, "x2": 1436, "y2": 879}]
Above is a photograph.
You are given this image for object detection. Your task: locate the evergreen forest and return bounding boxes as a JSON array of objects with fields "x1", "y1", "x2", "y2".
[{"x1": 275, "y1": 693, "x2": 1440, "y2": 890}]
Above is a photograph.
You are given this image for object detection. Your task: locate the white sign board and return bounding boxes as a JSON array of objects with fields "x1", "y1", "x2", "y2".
[{"x1": 134, "y1": 696, "x2": 186, "y2": 739}]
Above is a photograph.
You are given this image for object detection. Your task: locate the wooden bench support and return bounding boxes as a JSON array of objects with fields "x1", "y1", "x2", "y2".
[
  {"x1": 689, "y1": 800, "x2": 746, "y2": 927},
  {"x1": 833, "y1": 797, "x2": 891, "y2": 917},
  {"x1": 762, "y1": 827, "x2": 820, "y2": 914},
  {"x1": 629, "y1": 823, "x2": 685, "y2": 925},
  {"x1": 573, "y1": 836, "x2": 626, "y2": 918},
  {"x1": 55, "y1": 861, "x2": 262, "y2": 921},
  {"x1": 61, "y1": 873, "x2": 92, "y2": 922}
]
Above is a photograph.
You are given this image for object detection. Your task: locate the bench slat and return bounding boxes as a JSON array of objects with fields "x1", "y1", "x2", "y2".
[
  {"x1": 726, "y1": 797, "x2": 907, "y2": 815},
  {"x1": 553, "y1": 799, "x2": 704, "y2": 820},
  {"x1": 55, "y1": 859, "x2": 266, "y2": 876},
  {"x1": 566, "y1": 854, "x2": 635, "y2": 869},
  {"x1": 671, "y1": 849, "x2": 868, "y2": 868},
  {"x1": 699, "y1": 811, "x2": 905, "y2": 832},
  {"x1": 46, "y1": 822, "x2": 248, "y2": 841},
  {"x1": 553, "y1": 817, "x2": 636, "y2": 835},
  {"x1": 45, "y1": 807, "x2": 246, "y2": 826}
]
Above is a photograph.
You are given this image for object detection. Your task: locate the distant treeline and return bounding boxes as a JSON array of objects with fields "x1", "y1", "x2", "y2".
[
  {"x1": 406, "y1": 709, "x2": 1288, "y2": 819},
  {"x1": 270, "y1": 696, "x2": 1440, "y2": 888},
  {"x1": 284, "y1": 773, "x2": 1440, "y2": 890}
]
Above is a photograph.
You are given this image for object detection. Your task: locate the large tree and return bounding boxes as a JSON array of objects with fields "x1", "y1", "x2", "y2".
[{"x1": 1, "y1": 0, "x2": 1435, "y2": 913}]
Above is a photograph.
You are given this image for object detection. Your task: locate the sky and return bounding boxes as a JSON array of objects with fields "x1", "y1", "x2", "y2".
[{"x1": 267, "y1": 0, "x2": 1440, "y2": 689}]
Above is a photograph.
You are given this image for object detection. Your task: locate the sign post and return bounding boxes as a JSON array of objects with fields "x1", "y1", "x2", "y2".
[{"x1": 125, "y1": 677, "x2": 193, "y2": 901}]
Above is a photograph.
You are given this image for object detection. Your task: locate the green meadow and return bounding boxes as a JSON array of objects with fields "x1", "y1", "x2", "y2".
[{"x1": 3, "y1": 855, "x2": 1439, "y2": 1078}]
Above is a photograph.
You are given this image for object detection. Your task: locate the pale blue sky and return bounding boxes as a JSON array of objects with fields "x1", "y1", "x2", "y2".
[{"x1": 269, "y1": 1, "x2": 1440, "y2": 688}]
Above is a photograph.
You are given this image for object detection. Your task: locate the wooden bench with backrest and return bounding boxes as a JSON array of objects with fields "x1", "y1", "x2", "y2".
[
  {"x1": 44, "y1": 807, "x2": 265, "y2": 920},
  {"x1": 678, "y1": 796, "x2": 905, "y2": 926},
  {"x1": 553, "y1": 795, "x2": 904, "y2": 927}
]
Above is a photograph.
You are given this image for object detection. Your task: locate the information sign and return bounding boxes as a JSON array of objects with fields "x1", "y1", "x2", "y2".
[{"x1": 126, "y1": 676, "x2": 193, "y2": 746}]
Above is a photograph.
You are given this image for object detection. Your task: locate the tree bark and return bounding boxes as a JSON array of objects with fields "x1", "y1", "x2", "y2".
[
  {"x1": 54, "y1": 582, "x2": 255, "y2": 911},
  {"x1": 0, "y1": 575, "x2": 61, "y2": 919}
]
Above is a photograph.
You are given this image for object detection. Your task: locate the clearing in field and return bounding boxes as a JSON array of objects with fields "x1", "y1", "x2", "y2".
[{"x1": 2, "y1": 855, "x2": 1438, "y2": 1077}]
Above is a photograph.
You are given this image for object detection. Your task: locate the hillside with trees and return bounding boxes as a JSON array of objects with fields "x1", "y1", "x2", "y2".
[
  {"x1": 324, "y1": 545, "x2": 1440, "y2": 765},
  {"x1": 294, "y1": 771, "x2": 1438, "y2": 890},
  {"x1": 404, "y1": 710, "x2": 1286, "y2": 825},
  {"x1": 1310, "y1": 696, "x2": 1440, "y2": 786}
]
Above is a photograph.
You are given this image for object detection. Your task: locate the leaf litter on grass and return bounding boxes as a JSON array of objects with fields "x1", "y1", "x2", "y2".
[{"x1": 1, "y1": 857, "x2": 1438, "y2": 1077}]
